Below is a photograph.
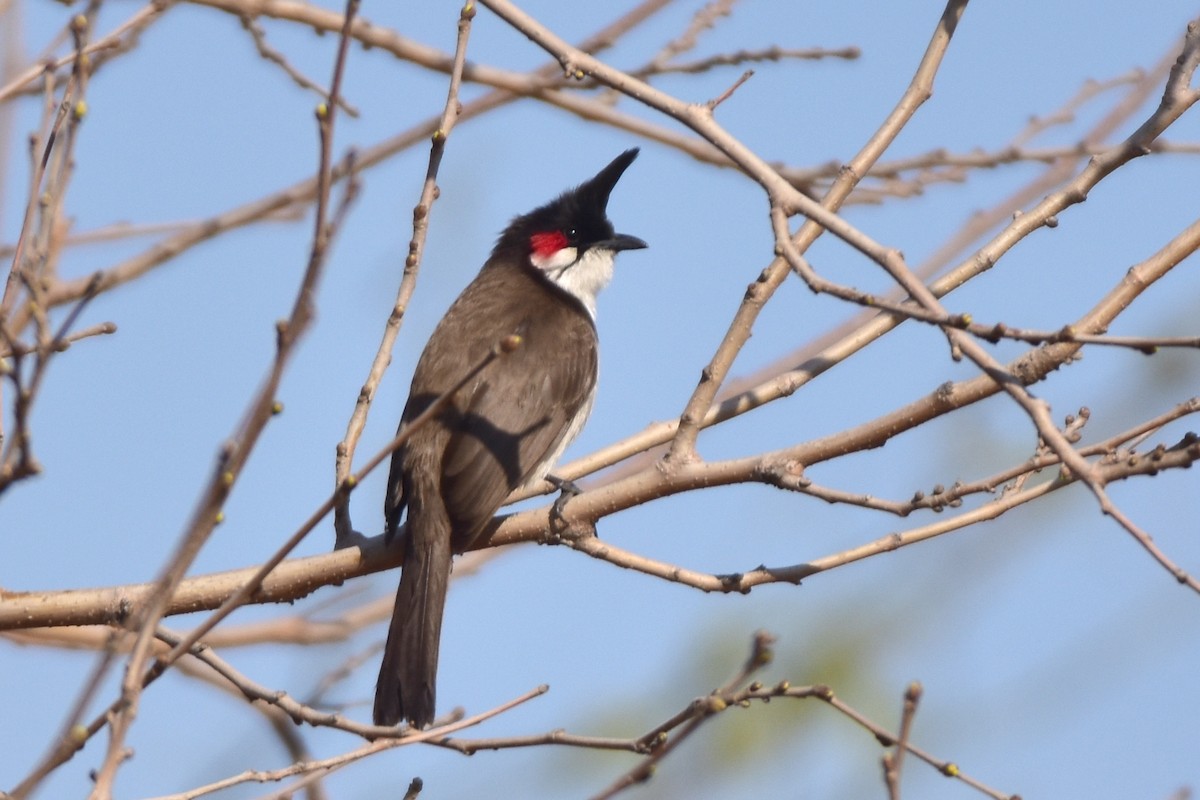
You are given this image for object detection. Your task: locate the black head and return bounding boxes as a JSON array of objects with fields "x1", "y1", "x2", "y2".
[{"x1": 494, "y1": 148, "x2": 647, "y2": 269}]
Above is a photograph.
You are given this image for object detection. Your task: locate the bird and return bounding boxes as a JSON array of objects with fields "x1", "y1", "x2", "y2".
[{"x1": 373, "y1": 149, "x2": 646, "y2": 728}]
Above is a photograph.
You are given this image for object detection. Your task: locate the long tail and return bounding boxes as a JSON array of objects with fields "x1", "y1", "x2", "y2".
[{"x1": 373, "y1": 489, "x2": 451, "y2": 728}]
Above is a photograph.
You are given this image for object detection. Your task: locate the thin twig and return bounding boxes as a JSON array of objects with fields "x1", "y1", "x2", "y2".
[
  {"x1": 883, "y1": 681, "x2": 922, "y2": 799},
  {"x1": 85, "y1": 3, "x2": 363, "y2": 797},
  {"x1": 704, "y1": 68, "x2": 752, "y2": 110},
  {"x1": 638, "y1": 45, "x2": 860, "y2": 77},
  {"x1": 2, "y1": 335, "x2": 520, "y2": 793},
  {"x1": 239, "y1": 14, "x2": 360, "y2": 116},
  {"x1": 537, "y1": 54, "x2": 1186, "y2": 493},
  {"x1": 0, "y1": 1, "x2": 170, "y2": 105},
  {"x1": 333, "y1": 0, "x2": 476, "y2": 544},
  {"x1": 4, "y1": 399, "x2": 1197, "y2": 632}
]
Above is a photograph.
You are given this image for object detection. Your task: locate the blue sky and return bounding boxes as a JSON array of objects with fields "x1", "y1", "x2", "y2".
[{"x1": 3, "y1": 1, "x2": 1200, "y2": 798}]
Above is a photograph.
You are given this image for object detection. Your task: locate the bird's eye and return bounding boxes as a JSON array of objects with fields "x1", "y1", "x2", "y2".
[{"x1": 565, "y1": 228, "x2": 578, "y2": 242}]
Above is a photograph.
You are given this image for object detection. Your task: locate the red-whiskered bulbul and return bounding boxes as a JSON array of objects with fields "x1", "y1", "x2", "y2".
[{"x1": 373, "y1": 149, "x2": 646, "y2": 728}]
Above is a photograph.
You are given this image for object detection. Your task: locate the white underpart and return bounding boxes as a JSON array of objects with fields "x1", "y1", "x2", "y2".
[
  {"x1": 519, "y1": 382, "x2": 596, "y2": 491},
  {"x1": 519, "y1": 244, "x2": 613, "y2": 491},
  {"x1": 531, "y1": 246, "x2": 616, "y2": 321}
]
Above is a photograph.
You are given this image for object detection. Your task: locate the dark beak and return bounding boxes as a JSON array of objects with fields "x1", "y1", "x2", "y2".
[{"x1": 598, "y1": 233, "x2": 648, "y2": 252}]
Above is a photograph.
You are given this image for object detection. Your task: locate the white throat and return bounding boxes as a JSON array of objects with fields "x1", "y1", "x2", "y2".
[{"x1": 533, "y1": 246, "x2": 615, "y2": 319}]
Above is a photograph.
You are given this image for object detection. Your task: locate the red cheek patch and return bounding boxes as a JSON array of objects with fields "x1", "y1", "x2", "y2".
[{"x1": 530, "y1": 231, "x2": 569, "y2": 257}]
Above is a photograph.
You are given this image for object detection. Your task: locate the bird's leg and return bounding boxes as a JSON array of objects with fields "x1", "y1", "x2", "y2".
[
  {"x1": 546, "y1": 473, "x2": 582, "y2": 523},
  {"x1": 544, "y1": 473, "x2": 598, "y2": 543},
  {"x1": 333, "y1": 529, "x2": 370, "y2": 550}
]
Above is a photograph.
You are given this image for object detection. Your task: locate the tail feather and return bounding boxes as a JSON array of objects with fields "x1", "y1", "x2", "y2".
[{"x1": 373, "y1": 490, "x2": 451, "y2": 728}]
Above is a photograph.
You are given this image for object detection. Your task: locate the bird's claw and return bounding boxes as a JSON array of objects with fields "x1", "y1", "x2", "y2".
[{"x1": 546, "y1": 474, "x2": 583, "y2": 523}]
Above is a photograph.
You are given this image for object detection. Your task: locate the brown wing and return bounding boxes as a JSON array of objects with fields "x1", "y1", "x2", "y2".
[
  {"x1": 386, "y1": 261, "x2": 597, "y2": 546},
  {"x1": 439, "y1": 311, "x2": 595, "y2": 546}
]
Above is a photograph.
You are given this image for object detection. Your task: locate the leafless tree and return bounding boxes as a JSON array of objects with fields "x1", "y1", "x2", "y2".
[{"x1": 2, "y1": 1, "x2": 1198, "y2": 798}]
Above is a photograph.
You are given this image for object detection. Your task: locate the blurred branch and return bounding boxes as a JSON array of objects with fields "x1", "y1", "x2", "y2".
[
  {"x1": 642, "y1": 0, "x2": 740, "y2": 73},
  {"x1": 640, "y1": 44, "x2": 861, "y2": 77},
  {"x1": 33, "y1": 0, "x2": 689, "y2": 314},
  {"x1": 782, "y1": 66, "x2": 1190, "y2": 199},
  {"x1": 4, "y1": 594, "x2": 390, "y2": 651},
  {"x1": 0, "y1": 330, "x2": 520, "y2": 799},
  {"x1": 138, "y1": 676, "x2": 547, "y2": 800},
  {"x1": 590, "y1": 630, "x2": 777, "y2": 799},
  {"x1": 85, "y1": 1, "x2": 364, "y2": 795},
  {"x1": 441, "y1": 633, "x2": 1011, "y2": 800},
  {"x1": 0, "y1": 213, "x2": 301, "y2": 257},
  {"x1": 818, "y1": 682, "x2": 1007, "y2": 798},
  {"x1": 238, "y1": 13, "x2": 360, "y2": 116},
  {"x1": 0, "y1": 11, "x2": 95, "y2": 495},
  {"x1": 24, "y1": 0, "x2": 1192, "y2": 325},
  {"x1": 0, "y1": 1, "x2": 169, "y2": 105},
  {"x1": 882, "y1": 682, "x2": 923, "y2": 800}
]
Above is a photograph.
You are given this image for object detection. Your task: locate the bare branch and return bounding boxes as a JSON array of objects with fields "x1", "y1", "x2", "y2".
[
  {"x1": 334, "y1": 0, "x2": 476, "y2": 545},
  {"x1": 641, "y1": 45, "x2": 861, "y2": 77},
  {"x1": 238, "y1": 13, "x2": 360, "y2": 116},
  {"x1": 87, "y1": 3, "x2": 364, "y2": 795},
  {"x1": 882, "y1": 682, "x2": 923, "y2": 799}
]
